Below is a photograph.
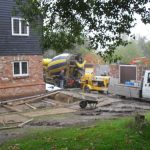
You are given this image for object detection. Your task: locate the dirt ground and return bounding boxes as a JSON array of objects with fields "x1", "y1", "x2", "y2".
[{"x1": 1, "y1": 89, "x2": 150, "y2": 144}]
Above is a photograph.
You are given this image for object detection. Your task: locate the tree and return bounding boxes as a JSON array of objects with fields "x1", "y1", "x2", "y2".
[
  {"x1": 137, "y1": 36, "x2": 150, "y2": 58},
  {"x1": 15, "y1": 0, "x2": 150, "y2": 56},
  {"x1": 115, "y1": 40, "x2": 143, "y2": 64}
]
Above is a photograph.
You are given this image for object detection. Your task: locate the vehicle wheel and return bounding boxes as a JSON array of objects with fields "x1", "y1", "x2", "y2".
[
  {"x1": 79, "y1": 101, "x2": 87, "y2": 109},
  {"x1": 84, "y1": 86, "x2": 90, "y2": 93}
]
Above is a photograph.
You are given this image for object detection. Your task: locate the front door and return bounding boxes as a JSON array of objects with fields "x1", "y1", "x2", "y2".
[{"x1": 142, "y1": 71, "x2": 150, "y2": 99}]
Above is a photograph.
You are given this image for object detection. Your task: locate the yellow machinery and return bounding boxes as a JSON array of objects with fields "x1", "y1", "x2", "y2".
[
  {"x1": 42, "y1": 58, "x2": 52, "y2": 71},
  {"x1": 81, "y1": 67, "x2": 110, "y2": 93},
  {"x1": 43, "y1": 53, "x2": 86, "y2": 87}
]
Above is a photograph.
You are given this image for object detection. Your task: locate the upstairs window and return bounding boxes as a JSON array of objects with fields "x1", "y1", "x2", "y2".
[
  {"x1": 13, "y1": 61, "x2": 29, "y2": 77},
  {"x1": 11, "y1": 17, "x2": 29, "y2": 36}
]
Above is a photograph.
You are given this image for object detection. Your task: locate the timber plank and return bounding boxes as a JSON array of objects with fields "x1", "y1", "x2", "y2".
[
  {"x1": 2, "y1": 105, "x2": 22, "y2": 112},
  {"x1": 12, "y1": 91, "x2": 60, "y2": 106}
]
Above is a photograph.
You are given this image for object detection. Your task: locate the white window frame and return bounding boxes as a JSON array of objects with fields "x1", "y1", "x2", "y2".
[
  {"x1": 11, "y1": 17, "x2": 29, "y2": 36},
  {"x1": 13, "y1": 61, "x2": 29, "y2": 77}
]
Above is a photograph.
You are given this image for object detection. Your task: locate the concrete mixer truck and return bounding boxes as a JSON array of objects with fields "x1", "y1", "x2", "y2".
[{"x1": 43, "y1": 53, "x2": 86, "y2": 88}]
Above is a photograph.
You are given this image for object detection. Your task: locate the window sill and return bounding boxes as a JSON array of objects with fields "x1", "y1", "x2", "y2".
[
  {"x1": 13, "y1": 75, "x2": 29, "y2": 79},
  {"x1": 12, "y1": 34, "x2": 29, "y2": 36}
]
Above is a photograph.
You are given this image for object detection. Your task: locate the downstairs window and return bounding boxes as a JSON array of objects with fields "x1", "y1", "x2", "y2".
[{"x1": 13, "y1": 61, "x2": 29, "y2": 77}]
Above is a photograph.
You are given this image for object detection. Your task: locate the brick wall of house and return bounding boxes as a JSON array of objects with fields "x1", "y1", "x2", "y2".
[{"x1": 0, "y1": 55, "x2": 45, "y2": 100}]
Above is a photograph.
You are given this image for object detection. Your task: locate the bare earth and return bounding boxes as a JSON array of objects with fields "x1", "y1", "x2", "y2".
[{"x1": 1, "y1": 89, "x2": 150, "y2": 144}]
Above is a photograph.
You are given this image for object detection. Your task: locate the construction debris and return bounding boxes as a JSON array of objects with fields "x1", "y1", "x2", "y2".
[
  {"x1": 42, "y1": 100, "x2": 57, "y2": 106},
  {"x1": 25, "y1": 103, "x2": 37, "y2": 110},
  {"x1": 1, "y1": 89, "x2": 150, "y2": 130},
  {"x1": 22, "y1": 108, "x2": 77, "y2": 117},
  {"x1": 12, "y1": 91, "x2": 60, "y2": 106},
  {"x1": 0, "y1": 125, "x2": 19, "y2": 130},
  {"x1": 0, "y1": 119, "x2": 33, "y2": 130},
  {"x1": 0, "y1": 90, "x2": 62, "y2": 113},
  {"x1": 2, "y1": 105, "x2": 22, "y2": 112},
  {"x1": 18, "y1": 119, "x2": 33, "y2": 128}
]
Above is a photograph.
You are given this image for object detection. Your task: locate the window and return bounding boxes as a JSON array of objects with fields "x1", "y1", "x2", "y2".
[
  {"x1": 11, "y1": 17, "x2": 29, "y2": 36},
  {"x1": 13, "y1": 61, "x2": 29, "y2": 77},
  {"x1": 147, "y1": 73, "x2": 150, "y2": 83}
]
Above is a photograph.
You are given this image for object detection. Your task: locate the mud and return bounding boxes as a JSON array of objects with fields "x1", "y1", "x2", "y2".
[{"x1": 1, "y1": 90, "x2": 150, "y2": 145}]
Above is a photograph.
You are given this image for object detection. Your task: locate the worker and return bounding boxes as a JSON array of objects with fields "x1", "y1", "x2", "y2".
[{"x1": 59, "y1": 69, "x2": 65, "y2": 88}]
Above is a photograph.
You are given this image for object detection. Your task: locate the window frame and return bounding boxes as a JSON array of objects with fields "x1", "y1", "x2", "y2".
[
  {"x1": 147, "y1": 73, "x2": 150, "y2": 83},
  {"x1": 11, "y1": 17, "x2": 29, "y2": 36},
  {"x1": 13, "y1": 61, "x2": 29, "y2": 77}
]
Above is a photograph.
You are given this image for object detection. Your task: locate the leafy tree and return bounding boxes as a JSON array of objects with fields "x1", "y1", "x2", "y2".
[
  {"x1": 114, "y1": 40, "x2": 144, "y2": 64},
  {"x1": 15, "y1": 0, "x2": 149, "y2": 56},
  {"x1": 137, "y1": 36, "x2": 150, "y2": 59},
  {"x1": 146, "y1": 41, "x2": 150, "y2": 54},
  {"x1": 101, "y1": 53, "x2": 122, "y2": 63}
]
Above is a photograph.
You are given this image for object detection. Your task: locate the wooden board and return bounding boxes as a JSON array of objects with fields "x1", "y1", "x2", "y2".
[
  {"x1": 12, "y1": 91, "x2": 60, "y2": 106},
  {"x1": 2, "y1": 105, "x2": 22, "y2": 112},
  {"x1": 22, "y1": 108, "x2": 77, "y2": 117},
  {"x1": 0, "y1": 114, "x2": 29, "y2": 125}
]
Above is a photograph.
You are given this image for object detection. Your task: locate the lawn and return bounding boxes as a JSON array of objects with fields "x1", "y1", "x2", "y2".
[{"x1": 1, "y1": 115, "x2": 150, "y2": 150}]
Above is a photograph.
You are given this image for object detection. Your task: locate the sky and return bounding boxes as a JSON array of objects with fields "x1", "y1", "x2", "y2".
[
  {"x1": 131, "y1": 3, "x2": 150, "y2": 41},
  {"x1": 131, "y1": 15, "x2": 150, "y2": 41}
]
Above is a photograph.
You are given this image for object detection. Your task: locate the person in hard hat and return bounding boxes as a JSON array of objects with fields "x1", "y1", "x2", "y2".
[{"x1": 59, "y1": 69, "x2": 65, "y2": 88}]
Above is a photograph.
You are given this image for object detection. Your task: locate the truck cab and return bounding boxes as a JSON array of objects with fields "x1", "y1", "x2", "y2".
[{"x1": 142, "y1": 70, "x2": 150, "y2": 99}]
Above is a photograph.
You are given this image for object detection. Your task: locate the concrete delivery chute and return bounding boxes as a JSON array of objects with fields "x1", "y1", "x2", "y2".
[
  {"x1": 43, "y1": 53, "x2": 86, "y2": 88},
  {"x1": 108, "y1": 70, "x2": 150, "y2": 100}
]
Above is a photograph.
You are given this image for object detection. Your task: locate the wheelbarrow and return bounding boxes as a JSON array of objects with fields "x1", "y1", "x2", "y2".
[{"x1": 79, "y1": 99, "x2": 98, "y2": 109}]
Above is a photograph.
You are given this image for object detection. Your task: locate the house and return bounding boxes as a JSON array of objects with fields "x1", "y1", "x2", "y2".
[{"x1": 0, "y1": 0, "x2": 45, "y2": 100}]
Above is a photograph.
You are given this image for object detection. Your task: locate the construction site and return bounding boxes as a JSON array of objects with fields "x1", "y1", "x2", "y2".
[
  {"x1": 0, "y1": 0, "x2": 150, "y2": 148},
  {"x1": 1, "y1": 53, "x2": 150, "y2": 144}
]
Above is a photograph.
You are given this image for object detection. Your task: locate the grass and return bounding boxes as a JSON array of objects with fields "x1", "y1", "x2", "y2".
[{"x1": 1, "y1": 115, "x2": 150, "y2": 150}]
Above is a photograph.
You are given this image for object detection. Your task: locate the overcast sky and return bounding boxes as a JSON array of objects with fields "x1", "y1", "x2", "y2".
[
  {"x1": 131, "y1": 15, "x2": 150, "y2": 40},
  {"x1": 131, "y1": 3, "x2": 150, "y2": 41}
]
